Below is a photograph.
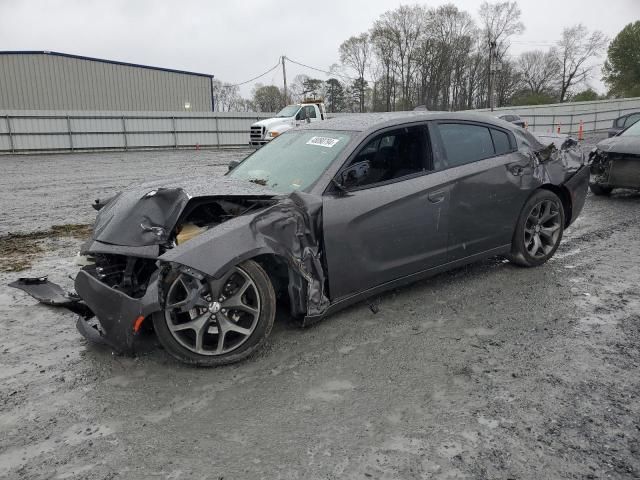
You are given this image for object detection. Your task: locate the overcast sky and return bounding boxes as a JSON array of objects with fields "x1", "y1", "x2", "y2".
[{"x1": 1, "y1": 0, "x2": 638, "y2": 96}]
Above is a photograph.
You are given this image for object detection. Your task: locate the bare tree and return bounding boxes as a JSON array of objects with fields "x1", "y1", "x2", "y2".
[
  {"x1": 495, "y1": 59, "x2": 521, "y2": 106},
  {"x1": 517, "y1": 49, "x2": 560, "y2": 95},
  {"x1": 211, "y1": 80, "x2": 242, "y2": 112},
  {"x1": 373, "y1": 5, "x2": 427, "y2": 110},
  {"x1": 478, "y1": 1, "x2": 524, "y2": 57},
  {"x1": 479, "y1": 1, "x2": 524, "y2": 107},
  {"x1": 370, "y1": 26, "x2": 397, "y2": 111},
  {"x1": 556, "y1": 24, "x2": 608, "y2": 102},
  {"x1": 339, "y1": 33, "x2": 371, "y2": 112}
]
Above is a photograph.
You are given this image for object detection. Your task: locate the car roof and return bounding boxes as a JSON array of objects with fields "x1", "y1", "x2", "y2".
[{"x1": 296, "y1": 111, "x2": 517, "y2": 135}]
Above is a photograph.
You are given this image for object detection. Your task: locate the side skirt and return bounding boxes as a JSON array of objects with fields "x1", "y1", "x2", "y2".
[{"x1": 302, "y1": 244, "x2": 511, "y2": 326}]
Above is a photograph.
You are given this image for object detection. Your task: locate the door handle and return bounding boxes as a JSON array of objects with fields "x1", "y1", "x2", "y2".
[
  {"x1": 508, "y1": 164, "x2": 524, "y2": 176},
  {"x1": 428, "y1": 190, "x2": 446, "y2": 203}
]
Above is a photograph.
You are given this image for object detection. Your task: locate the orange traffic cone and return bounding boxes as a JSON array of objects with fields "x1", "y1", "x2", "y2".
[{"x1": 578, "y1": 120, "x2": 584, "y2": 141}]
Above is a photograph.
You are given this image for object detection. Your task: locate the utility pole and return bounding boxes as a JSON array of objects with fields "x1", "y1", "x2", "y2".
[
  {"x1": 281, "y1": 55, "x2": 288, "y2": 105},
  {"x1": 488, "y1": 39, "x2": 497, "y2": 111}
]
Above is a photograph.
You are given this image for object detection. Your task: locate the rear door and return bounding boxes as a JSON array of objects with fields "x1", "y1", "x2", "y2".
[
  {"x1": 322, "y1": 124, "x2": 450, "y2": 300},
  {"x1": 432, "y1": 122, "x2": 532, "y2": 261}
]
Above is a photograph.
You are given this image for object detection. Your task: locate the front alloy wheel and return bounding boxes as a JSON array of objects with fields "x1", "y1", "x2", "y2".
[{"x1": 153, "y1": 260, "x2": 276, "y2": 366}]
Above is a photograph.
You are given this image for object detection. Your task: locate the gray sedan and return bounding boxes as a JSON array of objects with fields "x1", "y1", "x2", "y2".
[{"x1": 15, "y1": 112, "x2": 590, "y2": 366}]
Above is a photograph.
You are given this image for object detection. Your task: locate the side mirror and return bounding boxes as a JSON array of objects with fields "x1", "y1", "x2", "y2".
[
  {"x1": 228, "y1": 159, "x2": 241, "y2": 171},
  {"x1": 339, "y1": 160, "x2": 370, "y2": 189}
]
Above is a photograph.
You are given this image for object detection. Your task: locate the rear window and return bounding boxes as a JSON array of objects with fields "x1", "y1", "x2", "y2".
[
  {"x1": 624, "y1": 113, "x2": 640, "y2": 128},
  {"x1": 491, "y1": 129, "x2": 512, "y2": 155}
]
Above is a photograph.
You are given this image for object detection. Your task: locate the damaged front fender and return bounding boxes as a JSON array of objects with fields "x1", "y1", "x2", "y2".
[{"x1": 160, "y1": 191, "x2": 329, "y2": 318}]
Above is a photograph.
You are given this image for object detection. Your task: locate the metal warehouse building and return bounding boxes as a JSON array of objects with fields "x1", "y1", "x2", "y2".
[{"x1": 0, "y1": 51, "x2": 214, "y2": 111}]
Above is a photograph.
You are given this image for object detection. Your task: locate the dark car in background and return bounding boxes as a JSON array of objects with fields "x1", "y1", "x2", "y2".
[
  {"x1": 498, "y1": 114, "x2": 526, "y2": 128},
  {"x1": 608, "y1": 111, "x2": 640, "y2": 137},
  {"x1": 14, "y1": 112, "x2": 589, "y2": 367},
  {"x1": 590, "y1": 118, "x2": 640, "y2": 195}
]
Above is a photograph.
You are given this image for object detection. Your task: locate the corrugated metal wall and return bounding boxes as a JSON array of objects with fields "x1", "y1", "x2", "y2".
[
  {"x1": 0, "y1": 110, "x2": 272, "y2": 152},
  {"x1": 0, "y1": 52, "x2": 213, "y2": 111},
  {"x1": 2, "y1": 97, "x2": 639, "y2": 153},
  {"x1": 476, "y1": 97, "x2": 640, "y2": 135}
]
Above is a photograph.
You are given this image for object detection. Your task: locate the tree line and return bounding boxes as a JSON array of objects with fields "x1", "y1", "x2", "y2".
[{"x1": 212, "y1": 4, "x2": 640, "y2": 113}]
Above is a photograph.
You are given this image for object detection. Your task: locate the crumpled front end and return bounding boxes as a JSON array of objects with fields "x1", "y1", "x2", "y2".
[
  {"x1": 590, "y1": 148, "x2": 640, "y2": 189},
  {"x1": 68, "y1": 177, "x2": 280, "y2": 352}
]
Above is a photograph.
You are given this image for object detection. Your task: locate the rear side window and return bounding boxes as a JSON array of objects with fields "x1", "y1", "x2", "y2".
[
  {"x1": 437, "y1": 123, "x2": 494, "y2": 167},
  {"x1": 491, "y1": 128, "x2": 512, "y2": 155}
]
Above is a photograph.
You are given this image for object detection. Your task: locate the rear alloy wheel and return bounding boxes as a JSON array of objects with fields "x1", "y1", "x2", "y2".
[
  {"x1": 153, "y1": 260, "x2": 275, "y2": 366},
  {"x1": 509, "y1": 190, "x2": 565, "y2": 267},
  {"x1": 589, "y1": 183, "x2": 613, "y2": 196}
]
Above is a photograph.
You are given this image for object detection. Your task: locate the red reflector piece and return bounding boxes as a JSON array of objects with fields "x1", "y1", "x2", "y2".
[{"x1": 133, "y1": 315, "x2": 145, "y2": 333}]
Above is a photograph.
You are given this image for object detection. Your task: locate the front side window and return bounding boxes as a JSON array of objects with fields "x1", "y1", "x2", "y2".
[
  {"x1": 437, "y1": 123, "x2": 494, "y2": 167},
  {"x1": 339, "y1": 125, "x2": 431, "y2": 189},
  {"x1": 228, "y1": 130, "x2": 351, "y2": 193}
]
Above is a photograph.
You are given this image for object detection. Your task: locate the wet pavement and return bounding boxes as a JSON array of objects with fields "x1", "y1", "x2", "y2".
[{"x1": 1, "y1": 149, "x2": 639, "y2": 479}]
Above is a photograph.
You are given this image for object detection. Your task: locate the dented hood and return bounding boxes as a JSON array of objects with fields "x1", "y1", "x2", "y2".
[
  {"x1": 92, "y1": 176, "x2": 277, "y2": 247},
  {"x1": 596, "y1": 136, "x2": 640, "y2": 155}
]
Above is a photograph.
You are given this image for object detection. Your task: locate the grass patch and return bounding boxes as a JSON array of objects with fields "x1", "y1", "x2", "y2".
[{"x1": 0, "y1": 224, "x2": 92, "y2": 272}]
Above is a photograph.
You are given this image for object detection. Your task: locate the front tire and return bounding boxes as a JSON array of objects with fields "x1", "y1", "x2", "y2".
[
  {"x1": 509, "y1": 190, "x2": 565, "y2": 267},
  {"x1": 589, "y1": 183, "x2": 613, "y2": 196},
  {"x1": 153, "y1": 260, "x2": 276, "y2": 367}
]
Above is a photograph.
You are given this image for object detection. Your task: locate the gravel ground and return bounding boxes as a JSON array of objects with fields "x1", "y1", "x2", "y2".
[{"x1": 1, "y1": 149, "x2": 639, "y2": 480}]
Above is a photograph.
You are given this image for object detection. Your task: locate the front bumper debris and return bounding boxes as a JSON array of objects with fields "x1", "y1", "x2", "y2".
[
  {"x1": 74, "y1": 269, "x2": 161, "y2": 353},
  {"x1": 8, "y1": 276, "x2": 93, "y2": 317}
]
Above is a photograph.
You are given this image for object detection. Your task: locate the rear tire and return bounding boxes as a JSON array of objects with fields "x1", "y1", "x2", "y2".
[
  {"x1": 589, "y1": 183, "x2": 613, "y2": 196},
  {"x1": 509, "y1": 190, "x2": 565, "y2": 268},
  {"x1": 153, "y1": 260, "x2": 276, "y2": 367}
]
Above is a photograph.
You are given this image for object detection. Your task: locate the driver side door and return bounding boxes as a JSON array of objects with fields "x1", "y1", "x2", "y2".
[{"x1": 322, "y1": 124, "x2": 451, "y2": 301}]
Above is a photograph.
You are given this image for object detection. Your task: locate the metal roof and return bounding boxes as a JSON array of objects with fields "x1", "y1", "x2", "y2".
[{"x1": 0, "y1": 50, "x2": 214, "y2": 78}]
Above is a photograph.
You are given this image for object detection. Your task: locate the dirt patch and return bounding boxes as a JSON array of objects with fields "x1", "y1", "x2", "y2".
[{"x1": 0, "y1": 224, "x2": 92, "y2": 272}]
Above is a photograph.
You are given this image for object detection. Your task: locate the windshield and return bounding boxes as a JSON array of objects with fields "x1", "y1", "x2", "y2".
[
  {"x1": 228, "y1": 130, "x2": 351, "y2": 193},
  {"x1": 276, "y1": 105, "x2": 300, "y2": 118},
  {"x1": 620, "y1": 119, "x2": 640, "y2": 136}
]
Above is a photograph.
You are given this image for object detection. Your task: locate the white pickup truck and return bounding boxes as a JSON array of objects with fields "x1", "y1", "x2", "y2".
[{"x1": 249, "y1": 100, "x2": 327, "y2": 147}]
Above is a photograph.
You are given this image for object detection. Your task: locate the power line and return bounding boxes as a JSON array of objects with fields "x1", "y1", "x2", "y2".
[
  {"x1": 227, "y1": 60, "x2": 282, "y2": 87},
  {"x1": 284, "y1": 56, "x2": 366, "y2": 84}
]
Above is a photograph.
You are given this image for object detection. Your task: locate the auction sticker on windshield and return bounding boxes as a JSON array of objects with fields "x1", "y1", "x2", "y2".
[{"x1": 306, "y1": 136, "x2": 340, "y2": 148}]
